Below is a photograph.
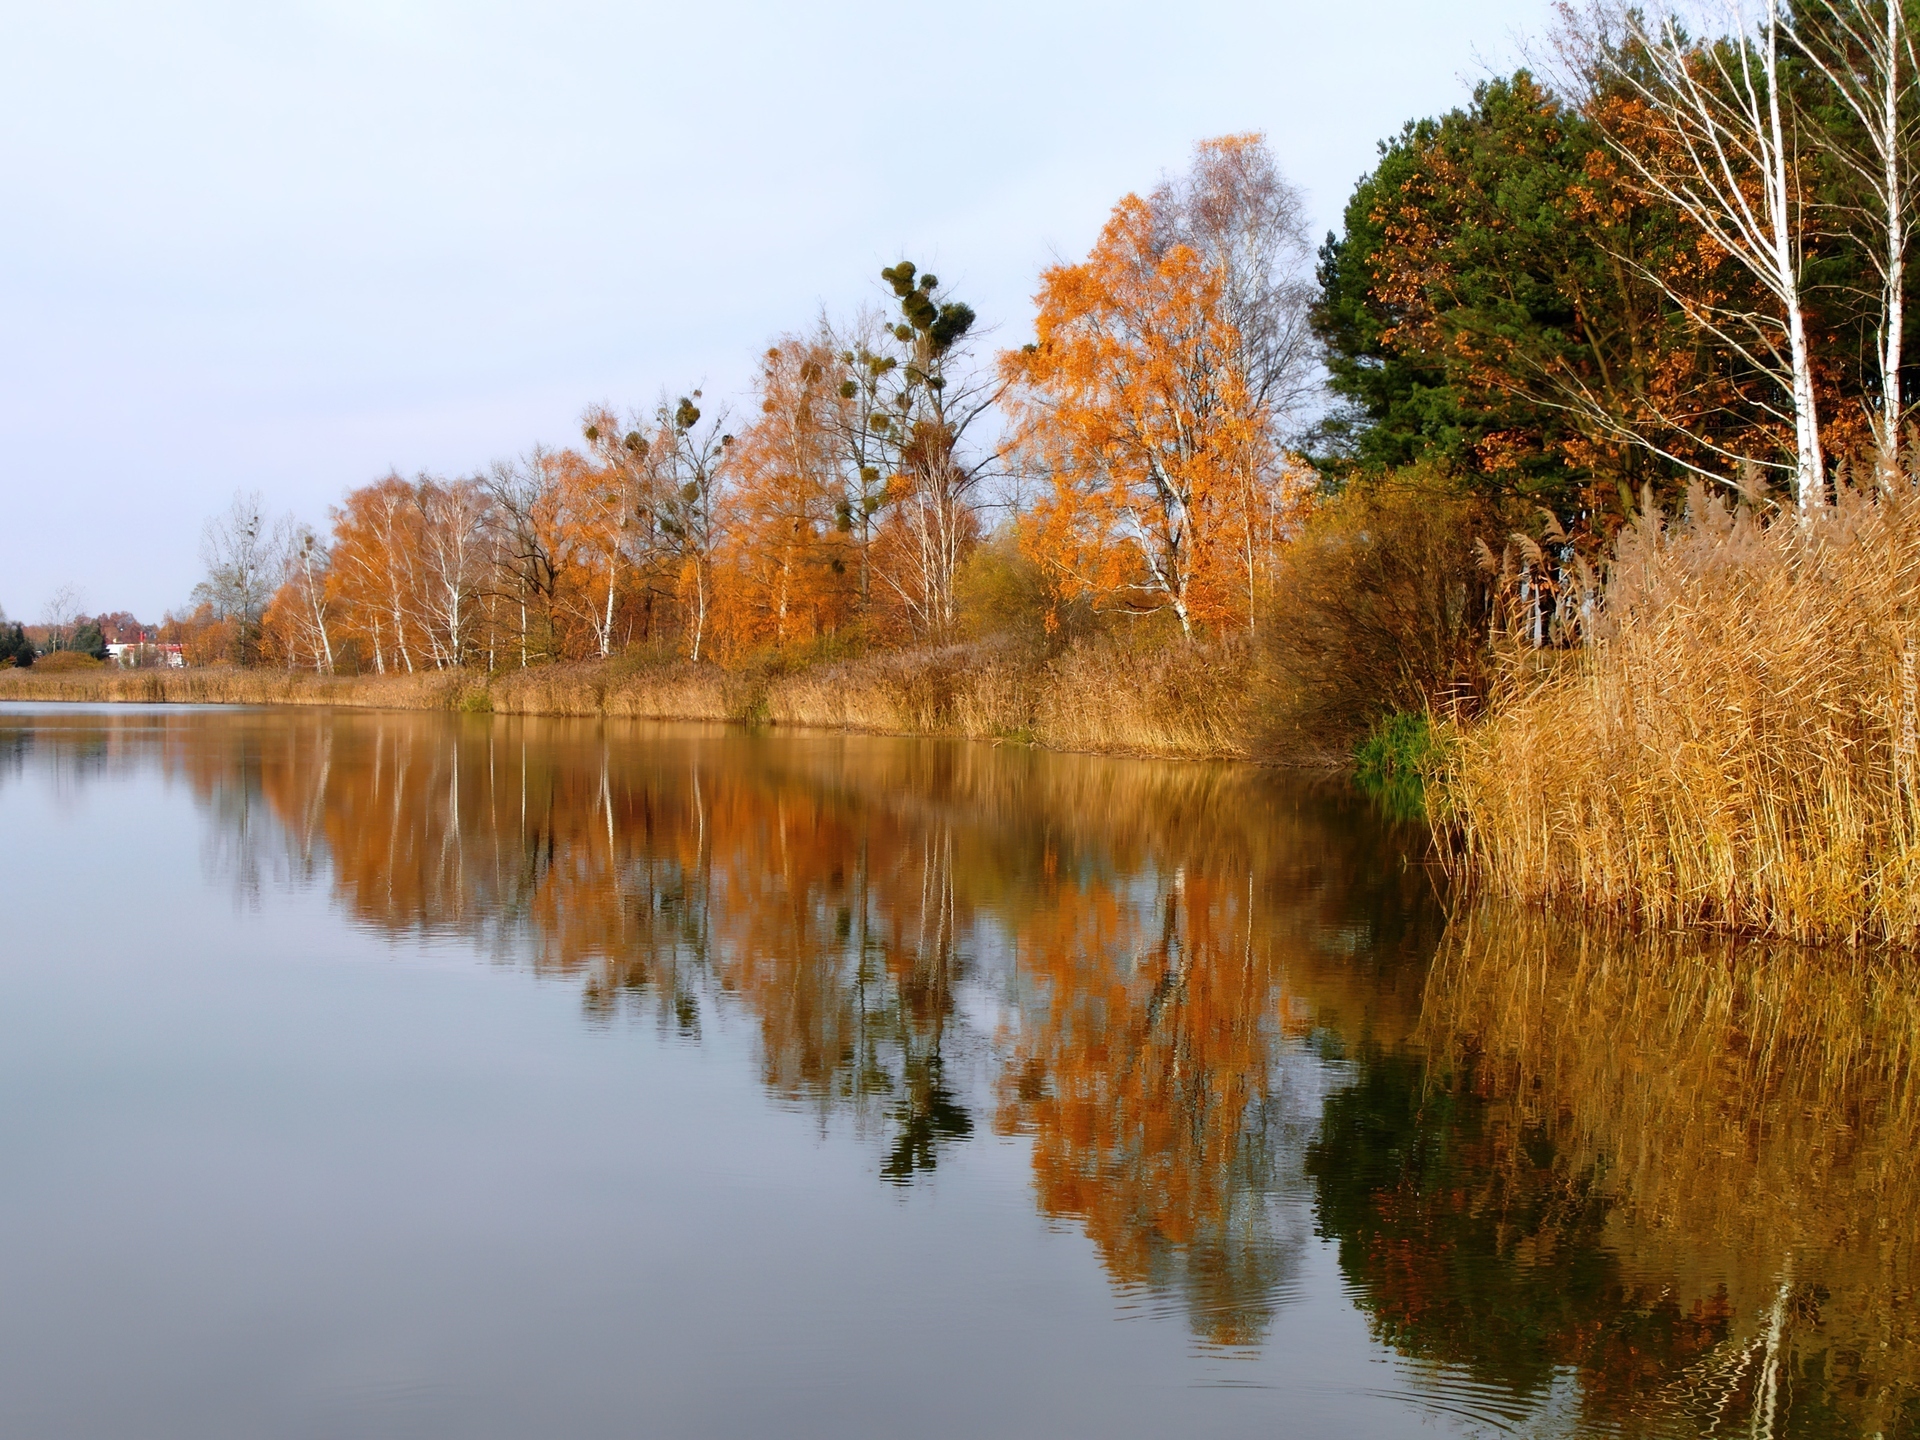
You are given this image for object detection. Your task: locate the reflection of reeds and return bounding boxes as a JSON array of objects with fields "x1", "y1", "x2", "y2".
[
  {"x1": 1419, "y1": 901, "x2": 1920, "y2": 1435},
  {"x1": 1440, "y1": 479, "x2": 1920, "y2": 945}
]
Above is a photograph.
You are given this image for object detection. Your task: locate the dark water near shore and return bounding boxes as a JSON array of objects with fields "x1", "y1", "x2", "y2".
[{"x1": 2, "y1": 703, "x2": 1916, "y2": 1439}]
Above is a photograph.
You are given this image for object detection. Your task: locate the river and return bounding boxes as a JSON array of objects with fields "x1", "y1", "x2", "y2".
[{"x1": 0, "y1": 703, "x2": 1912, "y2": 1438}]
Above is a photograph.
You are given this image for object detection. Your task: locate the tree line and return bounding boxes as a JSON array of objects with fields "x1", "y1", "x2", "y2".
[
  {"x1": 165, "y1": 2, "x2": 1920, "y2": 738},
  {"x1": 171, "y1": 134, "x2": 1320, "y2": 674}
]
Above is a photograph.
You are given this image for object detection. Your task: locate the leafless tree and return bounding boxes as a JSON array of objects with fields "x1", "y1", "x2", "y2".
[
  {"x1": 39, "y1": 583, "x2": 85, "y2": 651},
  {"x1": 1785, "y1": 0, "x2": 1919, "y2": 472},
  {"x1": 863, "y1": 263, "x2": 1005, "y2": 641},
  {"x1": 193, "y1": 490, "x2": 289, "y2": 660},
  {"x1": 647, "y1": 392, "x2": 733, "y2": 663},
  {"x1": 1148, "y1": 134, "x2": 1322, "y2": 439}
]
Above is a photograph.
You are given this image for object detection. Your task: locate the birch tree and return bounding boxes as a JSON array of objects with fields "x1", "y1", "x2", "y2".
[
  {"x1": 415, "y1": 477, "x2": 489, "y2": 667},
  {"x1": 1785, "y1": 0, "x2": 1918, "y2": 472},
  {"x1": 1004, "y1": 194, "x2": 1274, "y2": 639},
  {"x1": 1597, "y1": 2, "x2": 1828, "y2": 508},
  {"x1": 281, "y1": 526, "x2": 336, "y2": 673},
  {"x1": 864, "y1": 263, "x2": 1000, "y2": 641},
  {"x1": 648, "y1": 392, "x2": 733, "y2": 663}
]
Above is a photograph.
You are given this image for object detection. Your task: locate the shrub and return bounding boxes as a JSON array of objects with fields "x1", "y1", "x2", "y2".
[
  {"x1": 35, "y1": 650, "x2": 105, "y2": 673},
  {"x1": 1352, "y1": 710, "x2": 1447, "y2": 821},
  {"x1": 0, "y1": 623, "x2": 32, "y2": 669},
  {"x1": 955, "y1": 526, "x2": 1095, "y2": 653},
  {"x1": 1259, "y1": 468, "x2": 1496, "y2": 761}
]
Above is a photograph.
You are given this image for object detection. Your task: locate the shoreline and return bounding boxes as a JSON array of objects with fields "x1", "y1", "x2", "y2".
[{"x1": 0, "y1": 641, "x2": 1265, "y2": 764}]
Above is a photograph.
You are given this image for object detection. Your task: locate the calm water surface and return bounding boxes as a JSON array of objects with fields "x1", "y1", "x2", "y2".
[{"x1": 1, "y1": 704, "x2": 1915, "y2": 1438}]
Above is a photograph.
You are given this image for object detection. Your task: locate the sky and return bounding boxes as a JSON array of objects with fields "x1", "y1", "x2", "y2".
[{"x1": 0, "y1": 0, "x2": 1549, "y2": 624}]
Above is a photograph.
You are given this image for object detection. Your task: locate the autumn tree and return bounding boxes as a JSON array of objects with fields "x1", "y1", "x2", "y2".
[
  {"x1": 724, "y1": 338, "x2": 855, "y2": 651},
  {"x1": 1149, "y1": 134, "x2": 1321, "y2": 434},
  {"x1": 560, "y1": 413, "x2": 653, "y2": 659},
  {"x1": 263, "y1": 525, "x2": 336, "y2": 672},
  {"x1": 1005, "y1": 171, "x2": 1282, "y2": 637},
  {"x1": 328, "y1": 474, "x2": 426, "y2": 673},
  {"x1": 647, "y1": 392, "x2": 733, "y2": 663}
]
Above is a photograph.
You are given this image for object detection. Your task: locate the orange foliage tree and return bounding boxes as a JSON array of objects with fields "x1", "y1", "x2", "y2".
[
  {"x1": 720, "y1": 339, "x2": 856, "y2": 653},
  {"x1": 1003, "y1": 190, "x2": 1287, "y2": 638}
]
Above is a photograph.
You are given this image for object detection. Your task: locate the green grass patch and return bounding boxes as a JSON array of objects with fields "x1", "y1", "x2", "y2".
[{"x1": 1353, "y1": 711, "x2": 1444, "y2": 822}]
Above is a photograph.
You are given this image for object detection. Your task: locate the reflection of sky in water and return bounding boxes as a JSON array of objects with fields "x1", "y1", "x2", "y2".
[{"x1": 0, "y1": 703, "x2": 1913, "y2": 1439}]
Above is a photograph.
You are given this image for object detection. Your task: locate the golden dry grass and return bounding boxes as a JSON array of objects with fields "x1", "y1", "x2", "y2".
[
  {"x1": 764, "y1": 643, "x2": 1036, "y2": 737},
  {"x1": 1035, "y1": 634, "x2": 1254, "y2": 759},
  {"x1": 764, "y1": 636, "x2": 1254, "y2": 758},
  {"x1": 489, "y1": 661, "x2": 731, "y2": 720},
  {"x1": 0, "y1": 636, "x2": 1256, "y2": 761},
  {"x1": 1440, "y1": 477, "x2": 1920, "y2": 945},
  {"x1": 0, "y1": 666, "x2": 480, "y2": 708}
]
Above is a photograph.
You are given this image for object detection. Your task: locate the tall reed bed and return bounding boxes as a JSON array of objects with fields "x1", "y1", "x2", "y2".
[
  {"x1": 490, "y1": 661, "x2": 731, "y2": 720},
  {"x1": 1441, "y1": 478, "x2": 1920, "y2": 945},
  {"x1": 750, "y1": 636, "x2": 1252, "y2": 758}
]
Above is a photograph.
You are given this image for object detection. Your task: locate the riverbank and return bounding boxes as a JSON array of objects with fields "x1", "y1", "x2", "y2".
[
  {"x1": 0, "y1": 636, "x2": 1259, "y2": 762},
  {"x1": 1438, "y1": 479, "x2": 1920, "y2": 948}
]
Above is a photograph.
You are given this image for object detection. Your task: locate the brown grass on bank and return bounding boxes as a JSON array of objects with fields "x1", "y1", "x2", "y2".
[
  {"x1": 765, "y1": 636, "x2": 1254, "y2": 758},
  {"x1": 0, "y1": 635, "x2": 1257, "y2": 761},
  {"x1": 491, "y1": 659, "x2": 731, "y2": 720},
  {"x1": 1441, "y1": 476, "x2": 1920, "y2": 945},
  {"x1": 1035, "y1": 634, "x2": 1253, "y2": 758},
  {"x1": 0, "y1": 665, "x2": 481, "y2": 708}
]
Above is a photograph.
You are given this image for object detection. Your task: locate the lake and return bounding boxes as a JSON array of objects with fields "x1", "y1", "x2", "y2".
[{"x1": 1, "y1": 703, "x2": 1914, "y2": 1438}]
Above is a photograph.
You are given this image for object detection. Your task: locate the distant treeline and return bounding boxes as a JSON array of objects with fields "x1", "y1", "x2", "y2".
[{"x1": 84, "y1": 3, "x2": 1920, "y2": 810}]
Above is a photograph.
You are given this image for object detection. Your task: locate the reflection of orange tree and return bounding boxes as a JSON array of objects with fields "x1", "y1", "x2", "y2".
[
  {"x1": 244, "y1": 714, "x2": 981, "y2": 1180},
  {"x1": 995, "y1": 866, "x2": 1308, "y2": 1346},
  {"x1": 204, "y1": 710, "x2": 1440, "y2": 1343}
]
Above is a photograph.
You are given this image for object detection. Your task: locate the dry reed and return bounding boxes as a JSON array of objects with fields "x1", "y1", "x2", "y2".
[
  {"x1": 489, "y1": 661, "x2": 731, "y2": 720},
  {"x1": 765, "y1": 636, "x2": 1254, "y2": 758},
  {"x1": 0, "y1": 665, "x2": 481, "y2": 709},
  {"x1": 0, "y1": 636, "x2": 1256, "y2": 761},
  {"x1": 1035, "y1": 634, "x2": 1254, "y2": 759},
  {"x1": 1441, "y1": 477, "x2": 1920, "y2": 945}
]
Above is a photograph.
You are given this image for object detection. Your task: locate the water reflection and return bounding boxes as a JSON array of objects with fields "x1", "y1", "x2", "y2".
[
  {"x1": 133, "y1": 708, "x2": 1432, "y2": 1350},
  {"x1": 6, "y1": 705, "x2": 1918, "y2": 1435},
  {"x1": 1377, "y1": 905, "x2": 1920, "y2": 1437}
]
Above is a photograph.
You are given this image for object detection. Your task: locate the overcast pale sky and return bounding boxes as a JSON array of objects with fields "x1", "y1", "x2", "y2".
[{"x1": 0, "y1": 0, "x2": 1547, "y2": 623}]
